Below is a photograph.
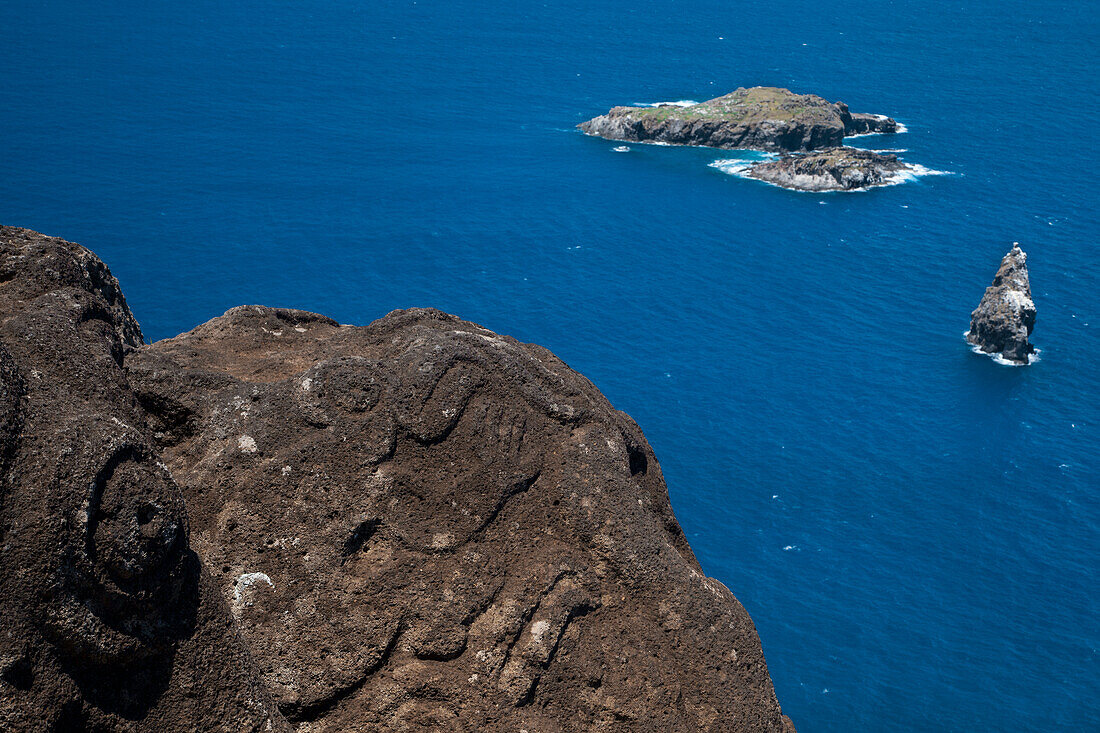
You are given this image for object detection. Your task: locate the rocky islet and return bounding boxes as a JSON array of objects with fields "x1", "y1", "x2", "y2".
[
  {"x1": 742, "y1": 147, "x2": 911, "y2": 192},
  {"x1": 580, "y1": 86, "x2": 916, "y2": 191},
  {"x1": 967, "y1": 243, "x2": 1037, "y2": 365}
]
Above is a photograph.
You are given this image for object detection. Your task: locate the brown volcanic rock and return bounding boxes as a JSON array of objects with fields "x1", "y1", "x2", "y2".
[
  {"x1": 2, "y1": 225, "x2": 795, "y2": 731},
  {"x1": 0, "y1": 227, "x2": 288, "y2": 731},
  {"x1": 127, "y1": 306, "x2": 795, "y2": 732}
]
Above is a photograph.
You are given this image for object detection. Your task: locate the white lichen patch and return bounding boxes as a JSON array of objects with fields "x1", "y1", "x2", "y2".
[
  {"x1": 477, "y1": 334, "x2": 506, "y2": 348},
  {"x1": 231, "y1": 572, "x2": 275, "y2": 615},
  {"x1": 550, "y1": 402, "x2": 576, "y2": 418},
  {"x1": 109, "y1": 416, "x2": 135, "y2": 431},
  {"x1": 238, "y1": 435, "x2": 258, "y2": 453},
  {"x1": 529, "y1": 619, "x2": 551, "y2": 646},
  {"x1": 230, "y1": 395, "x2": 252, "y2": 417},
  {"x1": 300, "y1": 377, "x2": 313, "y2": 392}
]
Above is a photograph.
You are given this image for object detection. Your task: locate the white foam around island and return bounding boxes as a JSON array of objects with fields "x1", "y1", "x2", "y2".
[
  {"x1": 846, "y1": 118, "x2": 908, "y2": 138},
  {"x1": 847, "y1": 147, "x2": 909, "y2": 153},
  {"x1": 709, "y1": 156, "x2": 953, "y2": 193},
  {"x1": 963, "y1": 331, "x2": 1040, "y2": 366},
  {"x1": 880, "y1": 164, "x2": 954, "y2": 186},
  {"x1": 708, "y1": 159, "x2": 754, "y2": 175},
  {"x1": 632, "y1": 99, "x2": 699, "y2": 108},
  {"x1": 708, "y1": 152, "x2": 780, "y2": 175}
]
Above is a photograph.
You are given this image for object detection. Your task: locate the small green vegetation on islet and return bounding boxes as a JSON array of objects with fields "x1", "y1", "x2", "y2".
[{"x1": 625, "y1": 87, "x2": 835, "y2": 125}]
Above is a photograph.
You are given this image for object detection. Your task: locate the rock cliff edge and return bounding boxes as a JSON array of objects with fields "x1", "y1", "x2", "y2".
[{"x1": 0, "y1": 226, "x2": 795, "y2": 732}]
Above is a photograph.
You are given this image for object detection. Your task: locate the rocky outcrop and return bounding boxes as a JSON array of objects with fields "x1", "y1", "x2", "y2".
[
  {"x1": 834, "y1": 102, "x2": 899, "y2": 137},
  {"x1": 744, "y1": 147, "x2": 911, "y2": 191},
  {"x1": 1, "y1": 225, "x2": 796, "y2": 732},
  {"x1": 967, "y1": 244, "x2": 1037, "y2": 364},
  {"x1": 0, "y1": 227, "x2": 287, "y2": 732},
  {"x1": 579, "y1": 87, "x2": 898, "y2": 152}
]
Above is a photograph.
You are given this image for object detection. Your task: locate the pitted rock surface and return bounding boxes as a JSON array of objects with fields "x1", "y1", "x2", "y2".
[
  {"x1": 129, "y1": 306, "x2": 795, "y2": 732},
  {"x1": 0, "y1": 226, "x2": 287, "y2": 732},
  {"x1": 967, "y1": 244, "x2": 1037, "y2": 364},
  {"x1": 2, "y1": 226, "x2": 795, "y2": 732}
]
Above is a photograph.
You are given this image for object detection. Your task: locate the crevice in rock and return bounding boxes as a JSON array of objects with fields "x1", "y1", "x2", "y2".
[
  {"x1": 515, "y1": 600, "x2": 597, "y2": 707},
  {"x1": 627, "y1": 445, "x2": 648, "y2": 476},
  {"x1": 340, "y1": 518, "x2": 381, "y2": 562},
  {"x1": 471, "y1": 470, "x2": 540, "y2": 538},
  {"x1": 498, "y1": 568, "x2": 574, "y2": 674}
]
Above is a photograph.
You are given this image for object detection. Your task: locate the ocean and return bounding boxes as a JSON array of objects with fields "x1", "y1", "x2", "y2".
[{"x1": 2, "y1": 0, "x2": 1097, "y2": 729}]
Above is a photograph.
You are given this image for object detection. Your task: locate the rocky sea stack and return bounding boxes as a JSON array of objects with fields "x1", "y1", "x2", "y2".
[
  {"x1": 744, "y1": 148, "x2": 909, "y2": 192},
  {"x1": 579, "y1": 86, "x2": 898, "y2": 152},
  {"x1": 967, "y1": 243, "x2": 1037, "y2": 365},
  {"x1": 0, "y1": 226, "x2": 795, "y2": 732}
]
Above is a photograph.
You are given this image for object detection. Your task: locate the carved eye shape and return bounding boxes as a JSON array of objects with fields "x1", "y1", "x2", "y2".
[
  {"x1": 90, "y1": 460, "x2": 184, "y2": 585},
  {"x1": 332, "y1": 374, "x2": 381, "y2": 413},
  {"x1": 297, "y1": 358, "x2": 386, "y2": 427},
  {"x1": 322, "y1": 361, "x2": 383, "y2": 414}
]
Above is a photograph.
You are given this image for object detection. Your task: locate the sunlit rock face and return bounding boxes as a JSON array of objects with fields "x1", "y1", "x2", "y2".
[
  {"x1": 129, "y1": 305, "x2": 795, "y2": 732},
  {"x1": 0, "y1": 226, "x2": 285, "y2": 732},
  {"x1": 967, "y1": 244, "x2": 1037, "y2": 365},
  {"x1": 1, "y1": 226, "x2": 795, "y2": 732}
]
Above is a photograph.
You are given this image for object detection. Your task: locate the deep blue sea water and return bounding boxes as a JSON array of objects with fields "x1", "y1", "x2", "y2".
[{"x1": 2, "y1": 1, "x2": 1098, "y2": 729}]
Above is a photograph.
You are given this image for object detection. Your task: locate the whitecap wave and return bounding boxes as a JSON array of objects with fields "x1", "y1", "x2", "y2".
[
  {"x1": 881, "y1": 164, "x2": 953, "y2": 186},
  {"x1": 632, "y1": 99, "x2": 699, "y2": 108},
  {"x1": 848, "y1": 147, "x2": 909, "y2": 153},
  {"x1": 708, "y1": 152, "x2": 779, "y2": 176},
  {"x1": 709, "y1": 159, "x2": 754, "y2": 175},
  {"x1": 963, "y1": 331, "x2": 1040, "y2": 366},
  {"x1": 846, "y1": 118, "x2": 908, "y2": 138}
]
